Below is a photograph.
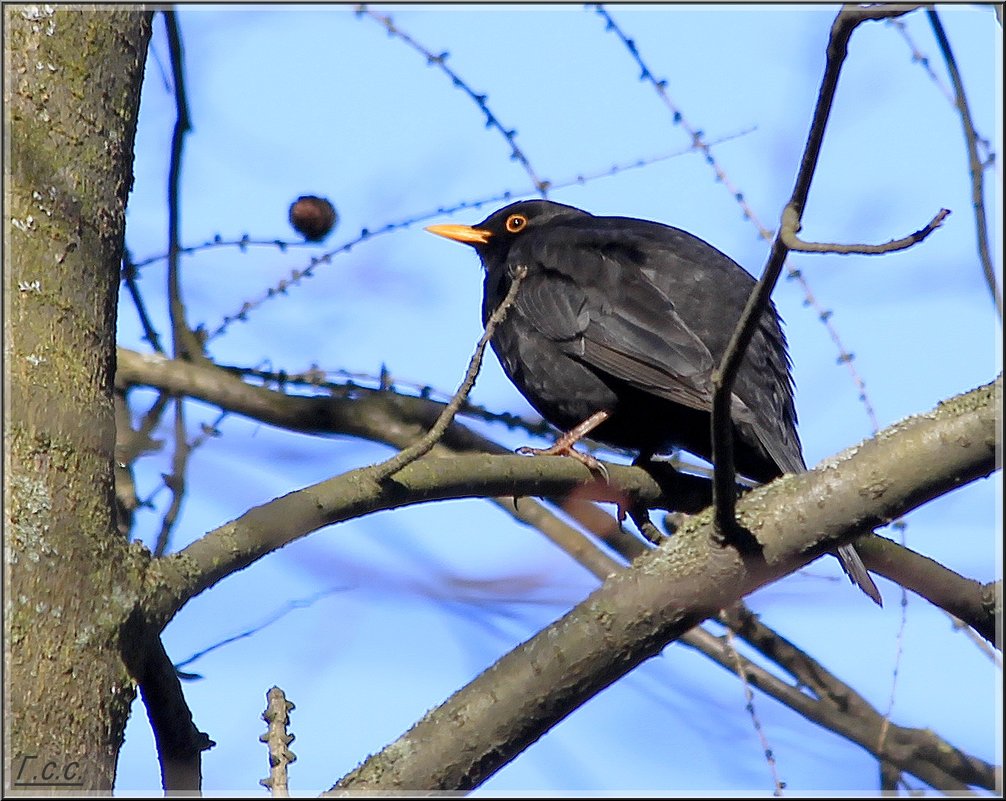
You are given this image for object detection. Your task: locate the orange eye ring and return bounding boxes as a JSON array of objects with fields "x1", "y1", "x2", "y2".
[{"x1": 505, "y1": 213, "x2": 527, "y2": 234}]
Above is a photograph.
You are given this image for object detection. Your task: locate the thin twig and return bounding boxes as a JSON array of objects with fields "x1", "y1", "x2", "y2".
[
  {"x1": 879, "y1": 520, "x2": 910, "y2": 771},
  {"x1": 887, "y1": 16, "x2": 955, "y2": 105},
  {"x1": 176, "y1": 589, "x2": 347, "y2": 677},
  {"x1": 200, "y1": 130, "x2": 752, "y2": 341},
  {"x1": 156, "y1": 6, "x2": 225, "y2": 565},
  {"x1": 877, "y1": 580, "x2": 909, "y2": 773},
  {"x1": 357, "y1": 4, "x2": 547, "y2": 193},
  {"x1": 162, "y1": 9, "x2": 203, "y2": 361},
  {"x1": 925, "y1": 7, "x2": 1002, "y2": 320},
  {"x1": 121, "y1": 251, "x2": 164, "y2": 353},
  {"x1": 782, "y1": 208, "x2": 950, "y2": 254},
  {"x1": 590, "y1": 5, "x2": 747, "y2": 193},
  {"x1": 224, "y1": 361, "x2": 557, "y2": 441},
  {"x1": 720, "y1": 619, "x2": 786, "y2": 795},
  {"x1": 682, "y1": 619, "x2": 978, "y2": 791},
  {"x1": 368, "y1": 265, "x2": 528, "y2": 481},
  {"x1": 153, "y1": 399, "x2": 191, "y2": 558},
  {"x1": 710, "y1": 603, "x2": 990, "y2": 792},
  {"x1": 133, "y1": 130, "x2": 750, "y2": 272},
  {"x1": 132, "y1": 234, "x2": 312, "y2": 269},
  {"x1": 124, "y1": 392, "x2": 170, "y2": 465},
  {"x1": 783, "y1": 267, "x2": 880, "y2": 428}
]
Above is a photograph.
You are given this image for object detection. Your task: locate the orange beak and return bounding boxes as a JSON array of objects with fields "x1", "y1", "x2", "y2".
[{"x1": 425, "y1": 223, "x2": 492, "y2": 245}]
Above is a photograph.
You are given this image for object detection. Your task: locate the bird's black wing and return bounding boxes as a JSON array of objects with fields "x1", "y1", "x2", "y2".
[
  {"x1": 510, "y1": 227, "x2": 724, "y2": 414},
  {"x1": 508, "y1": 220, "x2": 809, "y2": 476}
]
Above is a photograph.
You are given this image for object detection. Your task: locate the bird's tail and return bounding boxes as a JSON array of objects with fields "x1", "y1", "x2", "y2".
[{"x1": 836, "y1": 544, "x2": 883, "y2": 606}]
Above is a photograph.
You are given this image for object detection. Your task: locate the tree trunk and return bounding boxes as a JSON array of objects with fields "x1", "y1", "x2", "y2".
[{"x1": 5, "y1": 7, "x2": 151, "y2": 792}]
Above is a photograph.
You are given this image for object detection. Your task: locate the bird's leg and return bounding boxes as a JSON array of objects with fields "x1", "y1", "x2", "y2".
[
  {"x1": 618, "y1": 453, "x2": 677, "y2": 541},
  {"x1": 517, "y1": 410, "x2": 611, "y2": 480},
  {"x1": 626, "y1": 505, "x2": 665, "y2": 546}
]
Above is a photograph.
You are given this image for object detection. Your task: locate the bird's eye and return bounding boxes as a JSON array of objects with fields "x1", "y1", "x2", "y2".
[{"x1": 505, "y1": 214, "x2": 527, "y2": 234}]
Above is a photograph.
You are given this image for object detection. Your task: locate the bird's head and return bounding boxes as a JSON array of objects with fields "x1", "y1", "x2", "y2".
[{"x1": 425, "y1": 200, "x2": 590, "y2": 264}]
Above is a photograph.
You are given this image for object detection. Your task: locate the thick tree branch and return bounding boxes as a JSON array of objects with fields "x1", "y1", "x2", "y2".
[
  {"x1": 323, "y1": 378, "x2": 997, "y2": 793},
  {"x1": 6, "y1": 7, "x2": 152, "y2": 790},
  {"x1": 117, "y1": 345, "x2": 664, "y2": 560},
  {"x1": 856, "y1": 534, "x2": 998, "y2": 645},
  {"x1": 505, "y1": 493, "x2": 987, "y2": 791},
  {"x1": 119, "y1": 337, "x2": 996, "y2": 792},
  {"x1": 116, "y1": 347, "x2": 506, "y2": 455},
  {"x1": 120, "y1": 611, "x2": 214, "y2": 793}
]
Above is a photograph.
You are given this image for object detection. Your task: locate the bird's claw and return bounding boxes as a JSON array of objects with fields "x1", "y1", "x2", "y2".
[{"x1": 516, "y1": 443, "x2": 609, "y2": 483}]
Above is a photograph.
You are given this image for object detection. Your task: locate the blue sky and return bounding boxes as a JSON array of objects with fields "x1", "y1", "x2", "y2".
[{"x1": 115, "y1": 4, "x2": 1001, "y2": 794}]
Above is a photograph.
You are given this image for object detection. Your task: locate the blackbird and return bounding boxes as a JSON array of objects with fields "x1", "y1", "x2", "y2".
[{"x1": 426, "y1": 199, "x2": 881, "y2": 605}]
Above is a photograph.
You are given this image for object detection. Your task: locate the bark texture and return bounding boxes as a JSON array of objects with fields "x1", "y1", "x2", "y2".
[{"x1": 5, "y1": 7, "x2": 151, "y2": 792}]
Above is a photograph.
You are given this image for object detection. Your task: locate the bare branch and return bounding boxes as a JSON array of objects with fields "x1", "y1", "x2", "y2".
[
  {"x1": 370, "y1": 265, "x2": 527, "y2": 481},
  {"x1": 120, "y1": 348, "x2": 998, "y2": 637},
  {"x1": 856, "y1": 535, "x2": 999, "y2": 645},
  {"x1": 118, "y1": 356, "x2": 996, "y2": 786},
  {"x1": 782, "y1": 208, "x2": 950, "y2": 254},
  {"x1": 502, "y1": 495, "x2": 968, "y2": 788},
  {"x1": 925, "y1": 7, "x2": 1002, "y2": 320},
  {"x1": 591, "y1": 4, "x2": 756, "y2": 213},
  {"x1": 130, "y1": 131, "x2": 747, "y2": 274},
  {"x1": 357, "y1": 4, "x2": 547, "y2": 194},
  {"x1": 259, "y1": 687, "x2": 296, "y2": 798},
  {"x1": 888, "y1": 16, "x2": 955, "y2": 104},
  {"x1": 161, "y1": 9, "x2": 204, "y2": 362},
  {"x1": 116, "y1": 347, "x2": 502, "y2": 453},
  {"x1": 704, "y1": 605, "x2": 997, "y2": 792},
  {"x1": 325, "y1": 377, "x2": 997, "y2": 793},
  {"x1": 151, "y1": 136, "x2": 749, "y2": 342},
  {"x1": 718, "y1": 622, "x2": 785, "y2": 795},
  {"x1": 120, "y1": 614, "x2": 214, "y2": 794},
  {"x1": 121, "y1": 250, "x2": 165, "y2": 353},
  {"x1": 153, "y1": 400, "x2": 190, "y2": 557}
]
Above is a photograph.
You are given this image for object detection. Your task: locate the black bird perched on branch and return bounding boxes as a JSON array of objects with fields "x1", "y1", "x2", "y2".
[{"x1": 426, "y1": 199, "x2": 881, "y2": 605}]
